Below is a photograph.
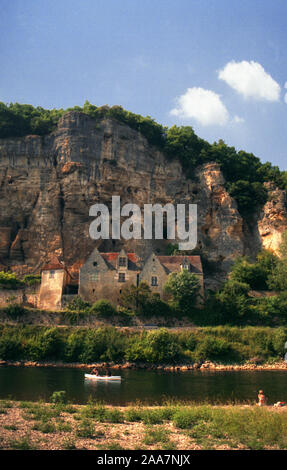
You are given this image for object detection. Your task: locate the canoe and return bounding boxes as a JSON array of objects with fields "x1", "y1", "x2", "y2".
[{"x1": 85, "y1": 373, "x2": 121, "y2": 381}]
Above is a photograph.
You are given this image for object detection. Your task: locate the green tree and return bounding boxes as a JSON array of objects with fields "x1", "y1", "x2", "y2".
[
  {"x1": 120, "y1": 282, "x2": 151, "y2": 314},
  {"x1": 215, "y1": 279, "x2": 251, "y2": 322},
  {"x1": 120, "y1": 282, "x2": 170, "y2": 317},
  {"x1": 163, "y1": 270, "x2": 200, "y2": 315},
  {"x1": 268, "y1": 231, "x2": 287, "y2": 291},
  {"x1": 227, "y1": 180, "x2": 268, "y2": 217},
  {"x1": 230, "y1": 251, "x2": 277, "y2": 290}
]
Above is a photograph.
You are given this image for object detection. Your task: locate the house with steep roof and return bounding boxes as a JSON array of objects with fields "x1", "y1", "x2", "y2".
[
  {"x1": 139, "y1": 253, "x2": 204, "y2": 303},
  {"x1": 79, "y1": 248, "x2": 141, "y2": 304},
  {"x1": 39, "y1": 249, "x2": 204, "y2": 309},
  {"x1": 38, "y1": 256, "x2": 75, "y2": 310}
]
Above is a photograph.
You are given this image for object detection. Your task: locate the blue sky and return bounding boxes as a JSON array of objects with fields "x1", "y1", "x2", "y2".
[{"x1": 1, "y1": 0, "x2": 286, "y2": 169}]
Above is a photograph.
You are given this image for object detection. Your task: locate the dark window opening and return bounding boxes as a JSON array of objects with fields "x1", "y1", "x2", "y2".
[
  {"x1": 118, "y1": 273, "x2": 125, "y2": 282},
  {"x1": 93, "y1": 261, "x2": 98, "y2": 267},
  {"x1": 119, "y1": 257, "x2": 127, "y2": 267},
  {"x1": 151, "y1": 276, "x2": 158, "y2": 286},
  {"x1": 63, "y1": 285, "x2": 79, "y2": 295}
]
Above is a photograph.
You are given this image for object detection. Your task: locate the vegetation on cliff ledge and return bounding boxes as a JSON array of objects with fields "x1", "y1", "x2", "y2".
[{"x1": 1, "y1": 101, "x2": 286, "y2": 218}]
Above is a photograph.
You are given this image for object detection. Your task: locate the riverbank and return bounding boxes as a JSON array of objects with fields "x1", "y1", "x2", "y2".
[
  {"x1": 0, "y1": 399, "x2": 287, "y2": 450},
  {"x1": 1, "y1": 324, "x2": 287, "y2": 367},
  {"x1": 1, "y1": 359, "x2": 287, "y2": 371}
]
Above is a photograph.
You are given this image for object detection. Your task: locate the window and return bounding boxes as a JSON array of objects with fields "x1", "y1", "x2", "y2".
[
  {"x1": 119, "y1": 257, "x2": 127, "y2": 267},
  {"x1": 182, "y1": 264, "x2": 190, "y2": 271},
  {"x1": 90, "y1": 273, "x2": 99, "y2": 281},
  {"x1": 151, "y1": 276, "x2": 158, "y2": 286},
  {"x1": 118, "y1": 273, "x2": 125, "y2": 282},
  {"x1": 49, "y1": 270, "x2": 55, "y2": 279},
  {"x1": 93, "y1": 261, "x2": 98, "y2": 267}
]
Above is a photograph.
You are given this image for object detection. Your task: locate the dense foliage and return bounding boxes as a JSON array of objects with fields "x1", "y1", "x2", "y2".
[
  {"x1": 1, "y1": 101, "x2": 286, "y2": 218},
  {"x1": 120, "y1": 281, "x2": 171, "y2": 318},
  {"x1": 0, "y1": 271, "x2": 40, "y2": 289},
  {"x1": 163, "y1": 270, "x2": 201, "y2": 314},
  {"x1": 0, "y1": 325, "x2": 285, "y2": 365},
  {"x1": 201, "y1": 244, "x2": 287, "y2": 327}
]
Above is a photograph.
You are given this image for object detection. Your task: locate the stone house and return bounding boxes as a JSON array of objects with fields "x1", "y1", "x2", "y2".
[
  {"x1": 79, "y1": 248, "x2": 203, "y2": 306},
  {"x1": 38, "y1": 256, "x2": 76, "y2": 310},
  {"x1": 139, "y1": 253, "x2": 204, "y2": 302},
  {"x1": 79, "y1": 248, "x2": 141, "y2": 305},
  {"x1": 39, "y1": 249, "x2": 204, "y2": 310}
]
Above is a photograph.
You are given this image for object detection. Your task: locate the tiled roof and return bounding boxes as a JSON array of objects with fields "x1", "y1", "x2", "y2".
[
  {"x1": 157, "y1": 255, "x2": 203, "y2": 274},
  {"x1": 101, "y1": 253, "x2": 140, "y2": 270},
  {"x1": 41, "y1": 256, "x2": 65, "y2": 271},
  {"x1": 41, "y1": 256, "x2": 74, "y2": 279}
]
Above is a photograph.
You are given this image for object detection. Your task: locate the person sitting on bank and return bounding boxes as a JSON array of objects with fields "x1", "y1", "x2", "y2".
[{"x1": 258, "y1": 390, "x2": 267, "y2": 406}]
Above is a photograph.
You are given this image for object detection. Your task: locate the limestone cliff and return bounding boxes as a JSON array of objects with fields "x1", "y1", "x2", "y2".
[
  {"x1": 258, "y1": 183, "x2": 287, "y2": 254},
  {"x1": 0, "y1": 111, "x2": 286, "y2": 288}
]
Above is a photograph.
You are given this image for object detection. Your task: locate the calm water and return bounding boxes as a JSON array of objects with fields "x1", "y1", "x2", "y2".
[{"x1": 1, "y1": 367, "x2": 287, "y2": 405}]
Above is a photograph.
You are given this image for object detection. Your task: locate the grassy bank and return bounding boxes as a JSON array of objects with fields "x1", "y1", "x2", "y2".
[
  {"x1": 0, "y1": 398, "x2": 287, "y2": 450},
  {"x1": 0, "y1": 324, "x2": 286, "y2": 366}
]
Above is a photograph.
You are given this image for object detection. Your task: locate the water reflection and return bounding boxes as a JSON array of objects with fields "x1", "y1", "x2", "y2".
[{"x1": 0, "y1": 366, "x2": 287, "y2": 405}]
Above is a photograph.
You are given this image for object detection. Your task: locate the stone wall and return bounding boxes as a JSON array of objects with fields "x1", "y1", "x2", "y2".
[{"x1": 0, "y1": 286, "x2": 39, "y2": 308}]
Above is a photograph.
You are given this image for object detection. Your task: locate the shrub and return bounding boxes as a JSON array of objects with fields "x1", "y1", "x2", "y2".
[
  {"x1": 50, "y1": 391, "x2": 67, "y2": 404},
  {"x1": 173, "y1": 406, "x2": 213, "y2": 429},
  {"x1": 66, "y1": 296, "x2": 90, "y2": 313},
  {"x1": 36, "y1": 328, "x2": 64, "y2": 360},
  {"x1": 79, "y1": 327, "x2": 126, "y2": 363},
  {"x1": 89, "y1": 300, "x2": 117, "y2": 318},
  {"x1": 0, "y1": 337, "x2": 22, "y2": 360},
  {"x1": 104, "y1": 408, "x2": 124, "y2": 423},
  {"x1": 193, "y1": 337, "x2": 235, "y2": 362},
  {"x1": 76, "y1": 419, "x2": 95, "y2": 438},
  {"x1": 126, "y1": 329, "x2": 182, "y2": 364},
  {"x1": 4, "y1": 303, "x2": 26, "y2": 319},
  {"x1": 0, "y1": 271, "x2": 23, "y2": 289},
  {"x1": 64, "y1": 331, "x2": 86, "y2": 362},
  {"x1": 23, "y1": 275, "x2": 41, "y2": 287}
]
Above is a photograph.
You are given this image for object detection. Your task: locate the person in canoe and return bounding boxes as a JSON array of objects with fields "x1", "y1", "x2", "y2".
[{"x1": 91, "y1": 368, "x2": 99, "y2": 376}]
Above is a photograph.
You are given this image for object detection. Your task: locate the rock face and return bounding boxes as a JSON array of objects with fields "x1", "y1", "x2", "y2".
[
  {"x1": 258, "y1": 183, "x2": 287, "y2": 254},
  {"x1": 0, "y1": 111, "x2": 286, "y2": 287}
]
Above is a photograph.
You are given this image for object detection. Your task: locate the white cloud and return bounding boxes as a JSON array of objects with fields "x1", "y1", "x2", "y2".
[
  {"x1": 218, "y1": 60, "x2": 281, "y2": 102},
  {"x1": 284, "y1": 82, "x2": 287, "y2": 104},
  {"x1": 232, "y1": 115, "x2": 245, "y2": 124},
  {"x1": 170, "y1": 87, "x2": 229, "y2": 126}
]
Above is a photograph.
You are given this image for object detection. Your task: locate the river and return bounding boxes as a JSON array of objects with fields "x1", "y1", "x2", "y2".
[{"x1": 1, "y1": 366, "x2": 287, "y2": 405}]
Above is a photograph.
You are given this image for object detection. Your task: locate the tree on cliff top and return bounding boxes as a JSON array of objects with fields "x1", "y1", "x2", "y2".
[{"x1": 0, "y1": 101, "x2": 286, "y2": 219}]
